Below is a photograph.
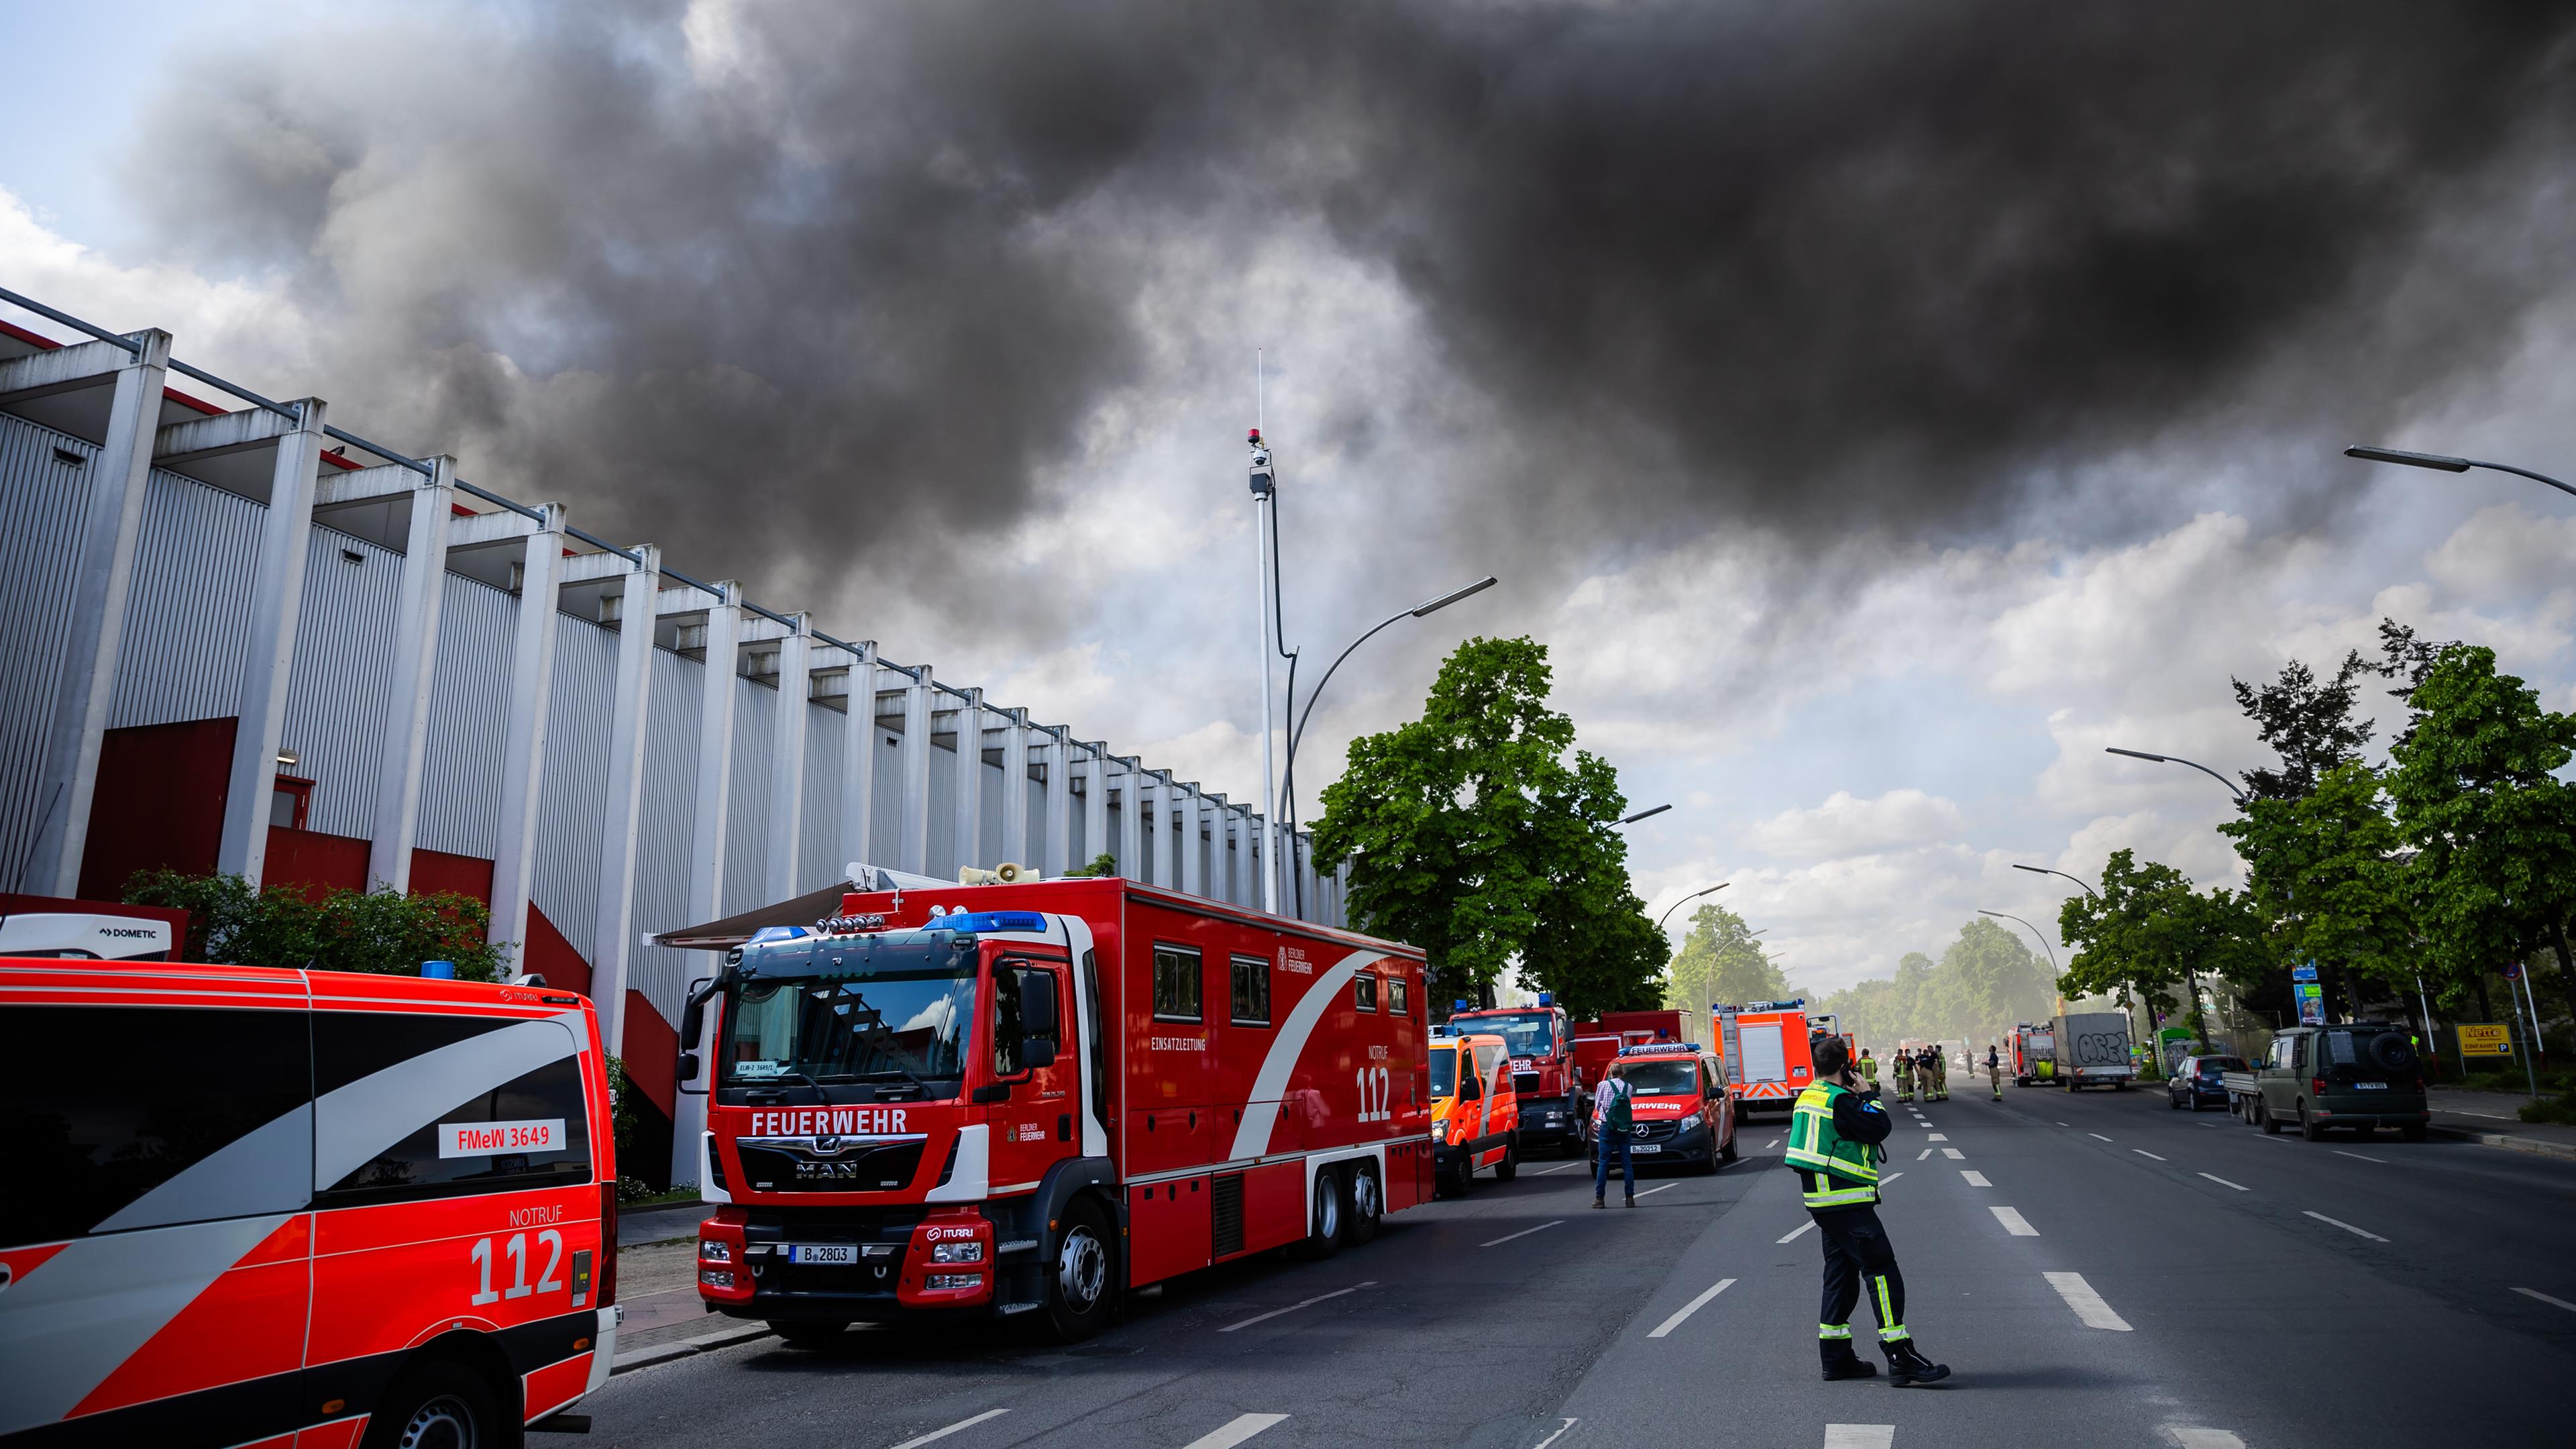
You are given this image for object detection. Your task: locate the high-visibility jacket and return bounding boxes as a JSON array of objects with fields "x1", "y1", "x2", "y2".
[
  {"x1": 1860, "y1": 1055, "x2": 1879, "y2": 1085},
  {"x1": 1784, "y1": 1081, "x2": 1884, "y2": 1209}
]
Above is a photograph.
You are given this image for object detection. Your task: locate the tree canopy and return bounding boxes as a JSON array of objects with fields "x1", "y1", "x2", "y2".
[
  {"x1": 1663, "y1": 903, "x2": 1786, "y2": 1014},
  {"x1": 1811, "y1": 918, "x2": 2055, "y2": 1049},
  {"x1": 1311, "y1": 635, "x2": 1664, "y2": 1016}
]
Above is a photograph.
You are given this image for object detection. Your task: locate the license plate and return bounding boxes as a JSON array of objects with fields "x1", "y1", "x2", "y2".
[
  {"x1": 790, "y1": 1244, "x2": 857, "y2": 1265},
  {"x1": 2352, "y1": 1081, "x2": 2389, "y2": 1091},
  {"x1": 1631, "y1": 1143, "x2": 1662, "y2": 1154}
]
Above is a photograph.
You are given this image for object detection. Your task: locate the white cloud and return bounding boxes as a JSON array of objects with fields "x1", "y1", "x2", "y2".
[{"x1": 1746, "y1": 789, "x2": 1965, "y2": 861}]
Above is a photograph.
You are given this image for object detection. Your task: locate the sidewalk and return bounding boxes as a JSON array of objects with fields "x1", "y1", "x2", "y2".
[
  {"x1": 2426, "y1": 1087, "x2": 2576, "y2": 1161},
  {"x1": 619, "y1": 1199, "x2": 717, "y2": 1247}
]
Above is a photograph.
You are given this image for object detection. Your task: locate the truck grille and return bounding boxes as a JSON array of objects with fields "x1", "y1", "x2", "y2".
[
  {"x1": 738, "y1": 1140, "x2": 928, "y2": 1193},
  {"x1": 1632, "y1": 1120, "x2": 1680, "y2": 1142},
  {"x1": 1513, "y1": 1072, "x2": 1543, "y2": 1095},
  {"x1": 743, "y1": 1205, "x2": 925, "y2": 1299}
]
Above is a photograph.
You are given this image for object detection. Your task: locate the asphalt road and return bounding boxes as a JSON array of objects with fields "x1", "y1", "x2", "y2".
[{"x1": 583, "y1": 1088, "x2": 2576, "y2": 1448}]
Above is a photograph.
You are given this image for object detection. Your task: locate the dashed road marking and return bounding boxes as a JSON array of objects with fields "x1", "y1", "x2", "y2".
[
  {"x1": 1181, "y1": 1413, "x2": 1289, "y2": 1449},
  {"x1": 2333, "y1": 1150, "x2": 2385, "y2": 1165},
  {"x1": 1925, "y1": 1132, "x2": 1947, "y2": 1141},
  {"x1": 1881, "y1": 1172, "x2": 1904, "y2": 1185},
  {"x1": 2304, "y1": 1210, "x2": 2388, "y2": 1243},
  {"x1": 1915, "y1": 1148, "x2": 1933, "y2": 1161},
  {"x1": 2513, "y1": 1287, "x2": 2576, "y2": 1313},
  {"x1": 1990, "y1": 1205, "x2": 2039, "y2": 1236},
  {"x1": 1960, "y1": 1170, "x2": 1990, "y2": 1187},
  {"x1": 1646, "y1": 1277, "x2": 1737, "y2": 1338},
  {"x1": 1823, "y1": 1427, "x2": 1895, "y2": 1449},
  {"x1": 890, "y1": 1409, "x2": 1009, "y2": 1448},
  {"x1": 1532, "y1": 1419, "x2": 1580, "y2": 1449},
  {"x1": 1766, "y1": 1138, "x2": 1781, "y2": 1149},
  {"x1": 2044, "y1": 1271, "x2": 2133, "y2": 1330},
  {"x1": 2088, "y1": 1132, "x2": 2114, "y2": 1142},
  {"x1": 1635, "y1": 1183, "x2": 1676, "y2": 1199},
  {"x1": 2055, "y1": 1121, "x2": 2069, "y2": 1126},
  {"x1": 2165, "y1": 1427, "x2": 2247, "y2": 1448},
  {"x1": 1218, "y1": 1281, "x2": 1376, "y2": 1333},
  {"x1": 2133, "y1": 1149, "x2": 2166, "y2": 1161},
  {"x1": 1481, "y1": 1221, "x2": 1565, "y2": 1248},
  {"x1": 2197, "y1": 1173, "x2": 2249, "y2": 1191},
  {"x1": 1532, "y1": 1161, "x2": 1586, "y2": 1175},
  {"x1": 1941, "y1": 1147, "x2": 1964, "y2": 1160},
  {"x1": 1778, "y1": 1220, "x2": 1817, "y2": 1244}
]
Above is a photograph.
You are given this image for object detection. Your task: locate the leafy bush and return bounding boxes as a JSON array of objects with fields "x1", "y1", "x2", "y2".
[
  {"x1": 2519, "y1": 1095, "x2": 2576, "y2": 1126},
  {"x1": 122, "y1": 869, "x2": 505, "y2": 980},
  {"x1": 1061, "y1": 851, "x2": 1120, "y2": 878}
]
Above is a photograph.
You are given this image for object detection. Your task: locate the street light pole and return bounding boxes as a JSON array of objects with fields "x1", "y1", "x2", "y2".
[
  {"x1": 2104, "y1": 747, "x2": 2248, "y2": 806},
  {"x1": 2011, "y1": 862, "x2": 2100, "y2": 899},
  {"x1": 2344, "y1": 444, "x2": 2576, "y2": 499},
  {"x1": 1621, "y1": 804, "x2": 1672, "y2": 825},
  {"x1": 1249, "y1": 426, "x2": 1280, "y2": 914},
  {"x1": 1657, "y1": 882, "x2": 1729, "y2": 937},
  {"x1": 1978, "y1": 909, "x2": 2058, "y2": 973}
]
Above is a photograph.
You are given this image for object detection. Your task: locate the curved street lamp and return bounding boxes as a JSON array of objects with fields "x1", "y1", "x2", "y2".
[
  {"x1": 1621, "y1": 804, "x2": 1672, "y2": 825},
  {"x1": 2104, "y1": 747, "x2": 2249, "y2": 806},
  {"x1": 1978, "y1": 909, "x2": 2059, "y2": 974},
  {"x1": 2345, "y1": 443, "x2": 2576, "y2": 499},
  {"x1": 2011, "y1": 862, "x2": 2100, "y2": 899},
  {"x1": 1657, "y1": 882, "x2": 1730, "y2": 936}
]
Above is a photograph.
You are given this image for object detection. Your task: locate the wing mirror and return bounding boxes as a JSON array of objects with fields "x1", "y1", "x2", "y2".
[{"x1": 1022, "y1": 1038, "x2": 1059, "y2": 1070}]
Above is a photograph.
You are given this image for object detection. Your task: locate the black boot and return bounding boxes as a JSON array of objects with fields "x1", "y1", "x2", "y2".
[
  {"x1": 1819, "y1": 1341, "x2": 1878, "y2": 1381},
  {"x1": 1882, "y1": 1340, "x2": 1950, "y2": 1387}
]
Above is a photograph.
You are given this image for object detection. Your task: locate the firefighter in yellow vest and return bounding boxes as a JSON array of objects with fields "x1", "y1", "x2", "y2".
[
  {"x1": 1986, "y1": 1043, "x2": 2004, "y2": 1101},
  {"x1": 1859, "y1": 1048, "x2": 1879, "y2": 1091},
  {"x1": 1785, "y1": 1036, "x2": 1951, "y2": 1386},
  {"x1": 1892, "y1": 1049, "x2": 1915, "y2": 1104},
  {"x1": 1926, "y1": 1046, "x2": 1947, "y2": 1102}
]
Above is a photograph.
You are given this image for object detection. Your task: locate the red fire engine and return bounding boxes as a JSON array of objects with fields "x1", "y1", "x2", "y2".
[
  {"x1": 1446, "y1": 995, "x2": 1582, "y2": 1155},
  {"x1": 688, "y1": 877, "x2": 1432, "y2": 1342},
  {"x1": 1711, "y1": 1000, "x2": 1821, "y2": 1116},
  {"x1": 0, "y1": 959, "x2": 621, "y2": 1446}
]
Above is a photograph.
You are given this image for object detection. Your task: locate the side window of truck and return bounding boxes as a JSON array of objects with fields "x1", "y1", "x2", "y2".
[
  {"x1": 3, "y1": 1004, "x2": 311, "y2": 1246},
  {"x1": 1388, "y1": 976, "x2": 1410, "y2": 1018},
  {"x1": 312, "y1": 1012, "x2": 592, "y2": 1206},
  {"x1": 1354, "y1": 973, "x2": 1379, "y2": 1013},
  {"x1": 1152, "y1": 945, "x2": 1203, "y2": 1022},
  {"x1": 1230, "y1": 955, "x2": 1271, "y2": 1026},
  {"x1": 994, "y1": 965, "x2": 1061, "y2": 1077}
]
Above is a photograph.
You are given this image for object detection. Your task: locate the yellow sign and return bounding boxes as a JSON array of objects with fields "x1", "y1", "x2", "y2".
[{"x1": 2457, "y1": 1023, "x2": 2514, "y2": 1058}]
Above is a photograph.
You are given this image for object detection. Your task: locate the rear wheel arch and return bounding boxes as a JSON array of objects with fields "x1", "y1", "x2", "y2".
[{"x1": 364, "y1": 1333, "x2": 521, "y2": 1448}]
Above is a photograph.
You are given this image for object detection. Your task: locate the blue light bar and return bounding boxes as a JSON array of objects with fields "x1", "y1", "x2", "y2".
[
  {"x1": 929, "y1": 911, "x2": 1049, "y2": 934},
  {"x1": 747, "y1": 926, "x2": 812, "y2": 945},
  {"x1": 1622, "y1": 1041, "x2": 1705, "y2": 1055}
]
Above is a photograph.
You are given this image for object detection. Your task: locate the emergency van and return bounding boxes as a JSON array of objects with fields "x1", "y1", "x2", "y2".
[
  {"x1": 0, "y1": 959, "x2": 621, "y2": 1447},
  {"x1": 1429, "y1": 1030, "x2": 1519, "y2": 1195},
  {"x1": 1711, "y1": 1000, "x2": 1819, "y2": 1117},
  {"x1": 686, "y1": 877, "x2": 1431, "y2": 1343},
  {"x1": 2007, "y1": 1022, "x2": 2055, "y2": 1086},
  {"x1": 1601, "y1": 1042, "x2": 1738, "y2": 1172},
  {"x1": 1447, "y1": 996, "x2": 1579, "y2": 1155}
]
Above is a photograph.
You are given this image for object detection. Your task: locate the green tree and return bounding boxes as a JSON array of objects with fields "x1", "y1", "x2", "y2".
[
  {"x1": 123, "y1": 869, "x2": 504, "y2": 979},
  {"x1": 1663, "y1": 904, "x2": 1784, "y2": 1014},
  {"x1": 2220, "y1": 759, "x2": 2411, "y2": 1018},
  {"x1": 1922, "y1": 917, "x2": 2055, "y2": 1044},
  {"x1": 1312, "y1": 636, "x2": 1662, "y2": 1016},
  {"x1": 2231, "y1": 651, "x2": 2375, "y2": 803},
  {"x1": 2385, "y1": 645, "x2": 2576, "y2": 1017},
  {"x1": 2057, "y1": 850, "x2": 2201, "y2": 1046}
]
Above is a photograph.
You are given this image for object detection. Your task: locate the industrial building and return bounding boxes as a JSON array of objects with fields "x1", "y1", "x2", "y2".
[{"x1": 0, "y1": 287, "x2": 1345, "y2": 1183}]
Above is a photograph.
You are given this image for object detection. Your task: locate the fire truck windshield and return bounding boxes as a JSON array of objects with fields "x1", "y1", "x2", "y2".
[
  {"x1": 1458, "y1": 1011, "x2": 1556, "y2": 1059},
  {"x1": 1621, "y1": 1060, "x2": 1701, "y2": 1096},
  {"x1": 720, "y1": 936, "x2": 979, "y2": 1096}
]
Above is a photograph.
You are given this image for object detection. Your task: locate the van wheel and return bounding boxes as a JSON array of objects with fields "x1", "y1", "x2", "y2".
[
  {"x1": 771, "y1": 1320, "x2": 849, "y2": 1347},
  {"x1": 1720, "y1": 1130, "x2": 1739, "y2": 1164},
  {"x1": 1301, "y1": 1169, "x2": 1346, "y2": 1259},
  {"x1": 1495, "y1": 1142, "x2": 1519, "y2": 1183},
  {"x1": 1042, "y1": 1200, "x2": 1115, "y2": 1342},
  {"x1": 363, "y1": 1360, "x2": 501, "y2": 1449},
  {"x1": 1345, "y1": 1165, "x2": 1383, "y2": 1246},
  {"x1": 2259, "y1": 1100, "x2": 2280, "y2": 1134},
  {"x1": 2298, "y1": 1104, "x2": 2322, "y2": 1142}
]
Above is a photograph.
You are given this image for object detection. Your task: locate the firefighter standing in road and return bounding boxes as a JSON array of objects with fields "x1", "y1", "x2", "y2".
[
  {"x1": 1925, "y1": 1046, "x2": 1947, "y2": 1102},
  {"x1": 1985, "y1": 1044, "x2": 2003, "y2": 1100},
  {"x1": 1785, "y1": 1036, "x2": 1951, "y2": 1386},
  {"x1": 1860, "y1": 1048, "x2": 1879, "y2": 1091},
  {"x1": 1892, "y1": 1049, "x2": 1915, "y2": 1104}
]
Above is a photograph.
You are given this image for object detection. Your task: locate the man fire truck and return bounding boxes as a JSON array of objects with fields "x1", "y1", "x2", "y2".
[
  {"x1": 687, "y1": 876, "x2": 1432, "y2": 1344},
  {"x1": 1448, "y1": 994, "x2": 1582, "y2": 1156},
  {"x1": 1711, "y1": 1000, "x2": 1821, "y2": 1118}
]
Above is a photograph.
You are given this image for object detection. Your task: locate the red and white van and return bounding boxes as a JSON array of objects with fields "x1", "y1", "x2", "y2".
[
  {"x1": 687, "y1": 877, "x2": 1432, "y2": 1342},
  {"x1": 0, "y1": 961, "x2": 619, "y2": 1447}
]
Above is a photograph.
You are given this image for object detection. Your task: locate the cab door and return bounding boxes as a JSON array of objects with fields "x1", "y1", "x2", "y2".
[{"x1": 987, "y1": 955, "x2": 1075, "y2": 1191}]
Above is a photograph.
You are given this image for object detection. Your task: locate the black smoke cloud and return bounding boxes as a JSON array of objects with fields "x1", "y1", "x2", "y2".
[{"x1": 125, "y1": 1, "x2": 2576, "y2": 614}]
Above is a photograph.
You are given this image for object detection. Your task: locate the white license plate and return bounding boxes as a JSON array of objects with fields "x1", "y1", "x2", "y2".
[
  {"x1": 790, "y1": 1244, "x2": 857, "y2": 1265},
  {"x1": 1631, "y1": 1143, "x2": 1662, "y2": 1154},
  {"x1": 2351, "y1": 1081, "x2": 2389, "y2": 1091}
]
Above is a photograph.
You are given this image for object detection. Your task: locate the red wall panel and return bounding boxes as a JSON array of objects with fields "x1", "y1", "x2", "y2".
[
  {"x1": 408, "y1": 848, "x2": 493, "y2": 904},
  {"x1": 78, "y1": 717, "x2": 235, "y2": 900},
  {"x1": 523, "y1": 903, "x2": 591, "y2": 998},
  {"x1": 261, "y1": 828, "x2": 368, "y2": 898},
  {"x1": 622, "y1": 989, "x2": 678, "y2": 1114}
]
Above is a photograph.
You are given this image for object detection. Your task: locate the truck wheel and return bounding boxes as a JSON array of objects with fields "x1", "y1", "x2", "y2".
[
  {"x1": 1042, "y1": 1201, "x2": 1115, "y2": 1342},
  {"x1": 1495, "y1": 1142, "x2": 1519, "y2": 1183},
  {"x1": 2298, "y1": 1103, "x2": 2322, "y2": 1142},
  {"x1": 1344, "y1": 1165, "x2": 1383, "y2": 1246},
  {"x1": 1301, "y1": 1169, "x2": 1346, "y2": 1260},
  {"x1": 362, "y1": 1360, "x2": 501, "y2": 1449},
  {"x1": 771, "y1": 1320, "x2": 849, "y2": 1347}
]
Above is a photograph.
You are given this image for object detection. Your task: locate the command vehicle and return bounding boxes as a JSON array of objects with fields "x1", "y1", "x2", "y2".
[
  {"x1": 686, "y1": 877, "x2": 1431, "y2": 1344},
  {"x1": 1598, "y1": 1042, "x2": 1738, "y2": 1172},
  {"x1": 1429, "y1": 1030, "x2": 1519, "y2": 1194},
  {"x1": 1711, "y1": 1000, "x2": 1818, "y2": 1116},
  {"x1": 2050, "y1": 1011, "x2": 2136, "y2": 1090},
  {"x1": 2226, "y1": 1024, "x2": 2429, "y2": 1141},
  {"x1": 1448, "y1": 996, "x2": 1580, "y2": 1155},
  {"x1": 2006, "y1": 1022, "x2": 2055, "y2": 1085},
  {"x1": 0, "y1": 959, "x2": 619, "y2": 1447},
  {"x1": 1569, "y1": 1008, "x2": 1685, "y2": 1118}
]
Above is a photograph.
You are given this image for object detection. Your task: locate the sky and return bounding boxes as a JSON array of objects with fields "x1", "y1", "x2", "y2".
[{"x1": 8, "y1": 1, "x2": 2576, "y2": 996}]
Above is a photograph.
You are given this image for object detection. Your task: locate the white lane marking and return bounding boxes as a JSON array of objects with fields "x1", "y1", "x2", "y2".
[
  {"x1": 2513, "y1": 1286, "x2": 2576, "y2": 1313},
  {"x1": 1823, "y1": 1427, "x2": 1896, "y2": 1449},
  {"x1": 2055, "y1": 1120, "x2": 2069, "y2": 1126},
  {"x1": 2198, "y1": 1173, "x2": 2249, "y2": 1191},
  {"x1": 1766, "y1": 1138, "x2": 1781, "y2": 1149},
  {"x1": 890, "y1": 1409, "x2": 1010, "y2": 1449},
  {"x1": 1646, "y1": 1277, "x2": 1737, "y2": 1338},
  {"x1": 2044, "y1": 1271, "x2": 2133, "y2": 1330},
  {"x1": 1182, "y1": 1413, "x2": 1289, "y2": 1449},
  {"x1": 1990, "y1": 1205, "x2": 2039, "y2": 1236},
  {"x1": 1532, "y1": 1419, "x2": 1580, "y2": 1449},
  {"x1": 2443, "y1": 1108, "x2": 2520, "y2": 1120},
  {"x1": 1925, "y1": 1132, "x2": 1947, "y2": 1142},
  {"x1": 1916, "y1": 1148, "x2": 1933, "y2": 1161},
  {"x1": 1217, "y1": 1281, "x2": 1377, "y2": 1333},
  {"x1": 2088, "y1": 1132, "x2": 2114, "y2": 1142},
  {"x1": 1635, "y1": 1183, "x2": 1677, "y2": 1198},
  {"x1": 1941, "y1": 1147, "x2": 1964, "y2": 1159},
  {"x1": 2165, "y1": 1428, "x2": 2247, "y2": 1448},
  {"x1": 2304, "y1": 1210, "x2": 2388, "y2": 1243},
  {"x1": 1481, "y1": 1220, "x2": 1566, "y2": 1248},
  {"x1": 1778, "y1": 1220, "x2": 1817, "y2": 1244},
  {"x1": 2133, "y1": 1149, "x2": 2167, "y2": 1161},
  {"x1": 1880, "y1": 1172, "x2": 1904, "y2": 1185},
  {"x1": 1961, "y1": 1170, "x2": 1991, "y2": 1187},
  {"x1": 2333, "y1": 1150, "x2": 2385, "y2": 1165}
]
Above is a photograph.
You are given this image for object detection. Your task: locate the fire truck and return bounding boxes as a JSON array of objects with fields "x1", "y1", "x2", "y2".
[
  {"x1": 687, "y1": 877, "x2": 1432, "y2": 1343},
  {"x1": 0, "y1": 959, "x2": 621, "y2": 1446},
  {"x1": 1710, "y1": 1000, "x2": 1821, "y2": 1116},
  {"x1": 1447, "y1": 995, "x2": 1582, "y2": 1155},
  {"x1": 2006, "y1": 1022, "x2": 2056, "y2": 1086}
]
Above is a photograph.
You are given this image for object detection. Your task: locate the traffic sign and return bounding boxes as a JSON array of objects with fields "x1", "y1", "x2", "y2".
[
  {"x1": 2504, "y1": 961, "x2": 2524, "y2": 981},
  {"x1": 2296, "y1": 981, "x2": 2325, "y2": 1025},
  {"x1": 2292, "y1": 963, "x2": 2319, "y2": 983},
  {"x1": 2457, "y1": 1023, "x2": 2514, "y2": 1057}
]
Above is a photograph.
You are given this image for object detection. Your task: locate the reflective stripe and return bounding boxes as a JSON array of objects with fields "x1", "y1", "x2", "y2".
[
  {"x1": 1874, "y1": 1275, "x2": 1895, "y2": 1327},
  {"x1": 1805, "y1": 1181, "x2": 1878, "y2": 1208},
  {"x1": 1819, "y1": 1323, "x2": 1852, "y2": 1340},
  {"x1": 1879, "y1": 1326, "x2": 1911, "y2": 1342}
]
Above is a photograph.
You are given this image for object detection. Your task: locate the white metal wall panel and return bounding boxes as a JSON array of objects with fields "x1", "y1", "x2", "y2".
[
  {"x1": 870, "y1": 720, "x2": 902, "y2": 867},
  {"x1": 926, "y1": 738, "x2": 957, "y2": 879},
  {"x1": 801, "y1": 702, "x2": 843, "y2": 891},
  {"x1": 413, "y1": 572, "x2": 515, "y2": 859},
  {"x1": 723, "y1": 675, "x2": 774, "y2": 918},
  {"x1": 0, "y1": 414, "x2": 93, "y2": 877},
  {"x1": 629, "y1": 645, "x2": 704, "y2": 1024},
  {"x1": 277, "y1": 523, "x2": 400, "y2": 843},
  {"x1": 530, "y1": 612, "x2": 617, "y2": 961},
  {"x1": 108, "y1": 468, "x2": 260, "y2": 730}
]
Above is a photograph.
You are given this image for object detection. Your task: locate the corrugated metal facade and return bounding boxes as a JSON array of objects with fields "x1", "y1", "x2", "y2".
[
  {"x1": 721, "y1": 674, "x2": 774, "y2": 920},
  {"x1": 278, "y1": 524, "x2": 400, "y2": 841},
  {"x1": 414, "y1": 572, "x2": 515, "y2": 860},
  {"x1": 108, "y1": 468, "x2": 260, "y2": 731},
  {"x1": 531, "y1": 612, "x2": 617, "y2": 962},
  {"x1": 0, "y1": 414, "x2": 93, "y2": 878},
  {"x1": 628, "y1": 645, "x2": 705, "y2": 1016}
]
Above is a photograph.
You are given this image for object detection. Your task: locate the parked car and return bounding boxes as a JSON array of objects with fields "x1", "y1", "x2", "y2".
[
  {"x1": 2167, "y1": 1054, "x2": 2246, "y2": 1111},
  {"x1": 2224, "y1": 1024, "x2": 2430, "y2": 1141}
]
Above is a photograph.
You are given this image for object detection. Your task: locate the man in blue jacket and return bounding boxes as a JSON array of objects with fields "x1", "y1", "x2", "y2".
[{"x1": 1784, "y1": 1036, "x2": 1951, "y2": 1386}]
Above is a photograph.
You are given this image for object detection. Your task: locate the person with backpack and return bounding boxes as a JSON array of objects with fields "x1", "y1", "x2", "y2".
[{"x1": 1593, "y1": 1062, "x2": 1637, "y2": 1208}]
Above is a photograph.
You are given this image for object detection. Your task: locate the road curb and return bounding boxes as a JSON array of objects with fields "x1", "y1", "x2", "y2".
[
  {"x1": 2428, "y1": 1124, "x2": 2576, "y2": 1162},
  {"x1": 612, "y1": 1322, "x2": 774, "y2": 1375}
]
